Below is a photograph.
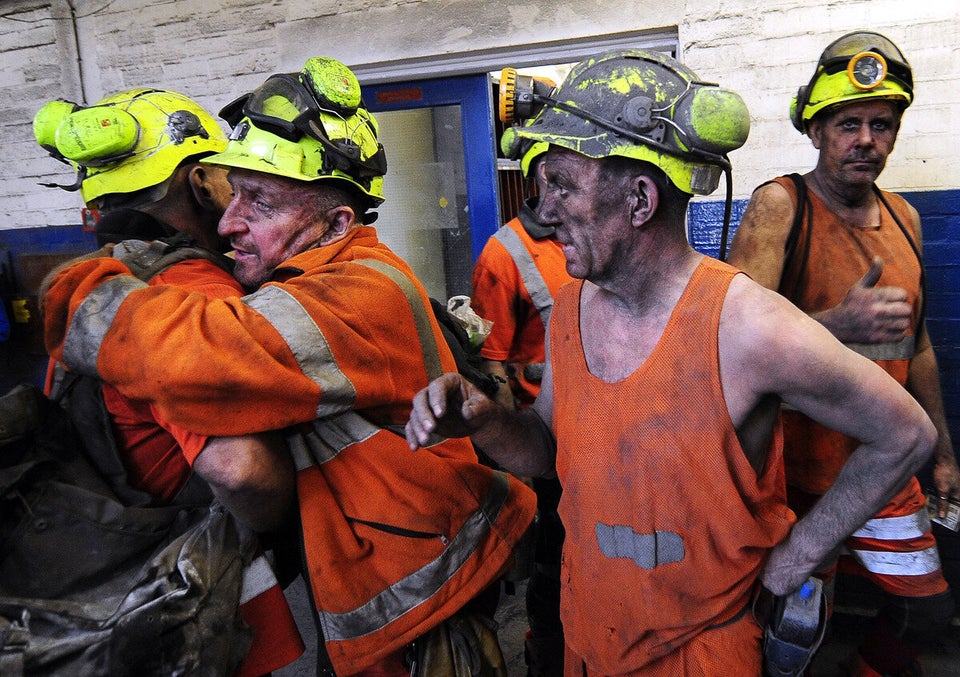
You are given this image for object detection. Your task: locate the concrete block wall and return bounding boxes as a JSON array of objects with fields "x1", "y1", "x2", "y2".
[{"x1": 3, "y1": 1, "x2": 957, "y2": 230}]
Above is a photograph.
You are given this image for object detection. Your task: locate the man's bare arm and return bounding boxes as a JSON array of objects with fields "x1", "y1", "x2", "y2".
[
  {"x1": 406, "y1": 371, "x2": 556, "y2": 478},
  {"x1": 907, "y1": 330, "x2": 960, "y2": 515},
  {"x1": 720, "y1": 278, "x2": 936, "y2": 594},
  {"x1": 726, "y1": 182, "x2": 794, "y2": 289},
  {"x1": 480, "y1": 359, "x2": 517, "y2": 411},
  {"x1": 194, "y1": 432, "x2": 296, "y2": 533}
]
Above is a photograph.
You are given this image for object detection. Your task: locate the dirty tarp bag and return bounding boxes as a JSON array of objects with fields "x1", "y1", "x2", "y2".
[
  {"x1": 0, "y1": 383, "x2": 254, "y2": 676},
  {"x1": 409, "y1": 609, "x2": 508, "y2": 677}
]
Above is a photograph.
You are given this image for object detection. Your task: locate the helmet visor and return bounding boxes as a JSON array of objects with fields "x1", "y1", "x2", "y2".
[
  {"x1": 220, "y1": 74, "x2": 317, "y2": 142},
  {"x1": 219, "y1": 73, "x2": 387, "y2": 179}
]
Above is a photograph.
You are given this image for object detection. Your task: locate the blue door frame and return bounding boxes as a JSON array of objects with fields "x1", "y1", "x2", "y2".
[{"x1": 363, "y1": 75, "x2": 500, "y2": 262}]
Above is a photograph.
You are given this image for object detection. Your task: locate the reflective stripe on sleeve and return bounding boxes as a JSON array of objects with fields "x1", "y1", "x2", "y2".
[
  {"x1": 850, "y1": 510, "x2": 932, "y2": 541},
  {"x1": 848, "y1": 545, "x2": 942, "y2": 576},
  {"x1": 318, "y1": 470, "x2": 512, "y2": 642},
  {"x1": 239, "y1": 553, "x2": 280, "y2": 604},
  {"x1": 62, "y1": 276, "x2": 148, "y2": 376},
  {"x1": 242, "y1": 285, "x2": 357, "y2": 419},
  {"x1": 844, "y1": 334, "x2": 915, "y2": 361},
  {"x1": 286, "y1": 410, "x2": 381, "y2": 471},
  {"x1": 494, "y1": 226, "x2": 554, "y2": 330},
  {"x1": 353, "y1": 259, "x2": 443, "y2": 380}
]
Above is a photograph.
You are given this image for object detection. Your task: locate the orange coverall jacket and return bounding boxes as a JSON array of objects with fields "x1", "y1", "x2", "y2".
[
  {"x1": 43, "y1": 226, "x2": 536, "y2": 674},
  {"x1": 49, "y1": 254, "x2": 304, "y2": 677}
]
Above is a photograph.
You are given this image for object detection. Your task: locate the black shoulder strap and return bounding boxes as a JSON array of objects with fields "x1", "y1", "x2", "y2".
[
  {"x1": 778, "y1": 173, "x2": 812, "y2": 298},
  {"x1": 782, "y1": 173, "x2": 807, "y2": 261},
  {"x1": 873, "y1": 186, "x2": 927, "y2": 332}
]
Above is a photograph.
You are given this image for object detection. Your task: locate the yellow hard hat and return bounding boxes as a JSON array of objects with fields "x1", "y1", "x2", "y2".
[
  {"x1": 790, "y1": 31, "x2": 913, "y2": 134},
  {"x1": 501, "y1": 49, "x2": 750, "y2": 195},
  {"x1": 33, "y1": 88, "x2": 227, "y2": 207},
  {"x1": 207, "y1": 56, "x2": 387, "y2": 205}
]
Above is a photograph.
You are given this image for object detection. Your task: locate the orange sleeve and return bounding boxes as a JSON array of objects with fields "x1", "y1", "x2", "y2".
[
  {"x1": 471, "y1": 237, "x2": 522, "y2": 363},
  {"x1": 147, "y1": 259, "x2": 247, "y2": 460},
  {"x1": 96, "y1": 285, "x2": 317, "y2": 435},
  {"x1": 42, "y1": 257, "x2": 133, "y2": 363}
]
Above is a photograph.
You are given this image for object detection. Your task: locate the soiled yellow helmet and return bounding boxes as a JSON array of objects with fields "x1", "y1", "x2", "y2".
[
  {"x1": 207, "y1": 56, "x2": 387, "y2": 205},
  {"x1": 33, "y1": 88, "x2": 227, "y2": 207},
  {"x1": 501, "y1": 49, "x2": 749, "y2": 196},
  {"x1": 790, "y1": 31, "x2": 913, "y2": 134}
]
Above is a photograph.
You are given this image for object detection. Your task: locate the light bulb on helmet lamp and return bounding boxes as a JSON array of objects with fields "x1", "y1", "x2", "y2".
[{"x1": 847, "y1": 51, "x2": 888, "y2": 90}]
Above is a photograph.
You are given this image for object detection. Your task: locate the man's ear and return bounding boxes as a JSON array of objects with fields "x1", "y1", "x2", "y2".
[
  {"x1": 808, "y1": 120, "x2": 823, "y2": 150},
  {"x1": 630, "y1": 174, "x2": 659, "y2": 228},
  {"x1": 187, "y1": 165, "x2": 232, "y2": 212},
  {"x1": 319, "y1": 205, "x2": 357, "y2": 245}
]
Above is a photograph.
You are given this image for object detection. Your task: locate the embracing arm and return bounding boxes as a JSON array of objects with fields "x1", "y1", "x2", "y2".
[
  {"x1": 42, "y1": 258, "x2": 317, "y2": 434},
  {"x1": 194, "y1": 432, "x2": 296, "y2": 533}
]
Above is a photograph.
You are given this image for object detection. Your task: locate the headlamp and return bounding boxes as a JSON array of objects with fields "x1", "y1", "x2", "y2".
[
  {"x1": 498, "y1": 67, "x2": 556, "y2": 127},
  {"x1": 847, "y1": 52, "x2": 887, "y2": 90},
  {"x1": 816, "y1": 32, "x2": 912, "y2": 91},
  {"x1": 790, "y1": 31, "x2": 914, "y2": 134}
]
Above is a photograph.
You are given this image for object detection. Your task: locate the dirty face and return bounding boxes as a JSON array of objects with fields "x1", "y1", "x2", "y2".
[
  {"x1": 809, "y1": 99, "x2": 901, "y2": 190},
  {"x1": 536, "y1": 147, "x2": 632, "y2": 283},
  {"x1": 218, "y1": 169, "x2": 329, "y2": 289}
]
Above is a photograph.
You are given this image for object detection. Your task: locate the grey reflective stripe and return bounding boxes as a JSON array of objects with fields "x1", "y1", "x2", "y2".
[
  {"x1": 62, "y1": 276, "x2": 148, "y2": 376},
  {"x1": 851, "y1": 510, "x2": 931, "y2": 541},
  {"x1": 844, "y1": 334, "x2": 915, "y2": 361},
  {"x1": 0, "y1": 609, "x2": 28, "y2": 675},
  {"x1": 286, "y1": 410, "x2": 381, "y2": 471},
  {"x1": 318, "y1": 470, "x2": 512, "y2": 642},
  {"x1": 595, "y1": 524, "x2": 685, "y2": 569},
  {"x1": 847, "y1": 544, "x2": 941, "y2": 576},
  {"x1": 494, "y1": 226, "x2": 554, "y2": 329},
  {"x1": 383, "y1": 422, "x2": 446, "y2": 449},
  {"x1": 239, "y1": 553, "x2": 279, "y2": 604},
  {"x1": 243, "y1": 285, "x2": 357, "y2": 419},
  {"x1": 353, "y1": 259, "x2": 443, "y2": 380}
]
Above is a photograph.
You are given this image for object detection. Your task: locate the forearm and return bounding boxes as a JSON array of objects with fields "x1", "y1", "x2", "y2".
[
  {"x1": 809, "y1": 307, "x2": 847, "y2": 341},
  {"x1": 906, "y1": 343, "x2": 956, "y2": 465},
  {"x1": 764, "y1": 421, "x2": 935, "y2": 594},
  {"x1": 45, "y1": 262, "x2": 320, "y2": 435},
  {"x1": 470, "y1": 405, "x2": 556, "y2": 478},
  {"x1": 194, "y1": 433, "x2": 297, "y2": 533},
  {"x1": 480, "y1": 359, "x2": 516, "y2": 411}
]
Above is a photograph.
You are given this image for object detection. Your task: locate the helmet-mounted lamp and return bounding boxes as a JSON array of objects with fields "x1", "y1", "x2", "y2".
[
  {"x1": 499, "y1": 68, "x2": 557, "y2": 126},
  {"x1": 847, "y1": 51, "x2": 887, "y2": 90}
]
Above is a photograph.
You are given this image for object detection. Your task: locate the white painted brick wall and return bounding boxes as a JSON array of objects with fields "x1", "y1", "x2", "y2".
[{"x1": 1, "y1": 0, "x2": 957, "y2": 230}]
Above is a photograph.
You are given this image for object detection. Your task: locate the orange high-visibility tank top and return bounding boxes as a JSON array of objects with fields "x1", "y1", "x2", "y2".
[
  {"x1": 774, "y1": 177, "x2": 923, "y2": 494},
  {"x1": 550, "y1": 257, "x2": 794, "y2": 673}
]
